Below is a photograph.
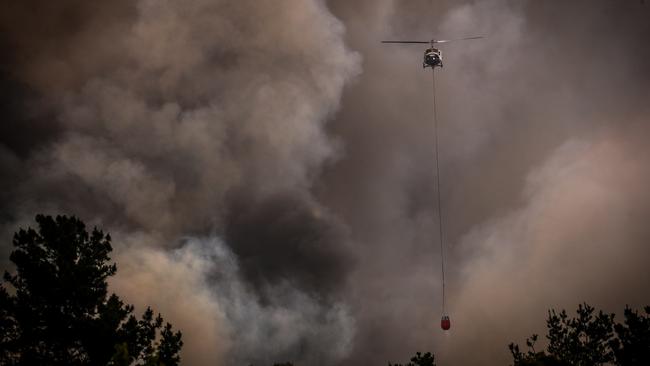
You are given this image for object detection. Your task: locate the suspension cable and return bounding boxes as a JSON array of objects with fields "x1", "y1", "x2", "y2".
[{"x1": 431, "y1": 68, "x2": 446, "y2": 315}]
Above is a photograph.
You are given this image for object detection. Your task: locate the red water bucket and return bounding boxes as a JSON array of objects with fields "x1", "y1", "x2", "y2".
[{"x1": 441, "y1": 315, "x2": 451, "y2": 330}]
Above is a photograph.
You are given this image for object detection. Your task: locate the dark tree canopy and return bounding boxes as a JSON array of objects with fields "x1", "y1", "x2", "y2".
[
  {"x1": 510, "y1": 303, "x2": 650, "y2": 366},
  {"x1": 611, "y1": 306, "x2": 650, "y2": 366},
  {"x1": 389, "y1": 351, "x2": 436, "y2": 366},
  {"x1": 264, "y1": 351, "x2": 436, "y2": 366},
  {"x1": 0, "y1": 215, "x2": 183, "y2": 365}
]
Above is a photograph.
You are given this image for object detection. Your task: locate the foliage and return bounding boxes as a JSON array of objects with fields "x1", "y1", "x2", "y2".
[
  {"x1": 389, "y1": 351, "x2": 436, "y2": 366},
  {"x1": 611, "y1": 306, "x2": 650, "y2": 366},
  {"x1": 510, "y1": 303, "x2": 650, "y2": 366},
  {"x1": 0, "y1": 215, "x2": 183, "y2": 365}
]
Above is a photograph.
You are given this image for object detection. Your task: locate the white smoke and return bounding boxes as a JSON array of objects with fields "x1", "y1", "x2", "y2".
[{"x1": 111, "y1": 237, "x2": 355, "y2": 366}]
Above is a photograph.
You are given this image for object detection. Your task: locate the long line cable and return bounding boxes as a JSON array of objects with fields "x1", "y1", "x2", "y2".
[{"x1": 431, "y1": 68, "x2": 446, "y2": 315}]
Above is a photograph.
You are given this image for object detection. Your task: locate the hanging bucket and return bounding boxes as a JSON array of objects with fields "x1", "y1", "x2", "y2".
[{"x1": 441, "y1": 315, "x2": 451, "y2": 330}]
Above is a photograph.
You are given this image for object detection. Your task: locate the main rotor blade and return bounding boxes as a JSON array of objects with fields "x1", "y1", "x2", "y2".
[
  {"x1": 382, "y1": 36, "x2": 484, "y2": 44},
  {"x1": 381, "y1": 40, "x2": 430, "y2": 44},
  {"x1": 434, "y1": 36, "x2": 484, "y2": 43}
]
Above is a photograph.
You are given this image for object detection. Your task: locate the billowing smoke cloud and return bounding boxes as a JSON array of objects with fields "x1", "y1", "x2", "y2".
[
  {"x1": 445, "y1": 132, "x2": 650, "y2": 365},
  {"x1": 225, "y1": 192, "x2": 354, "y2": 297},
  {"x1": 1, "y1": 0, "x2": 359, "y2": 364},
  {"x1": 2, "y1": 0, "x2": 360, "y2": 234},
  {"x1": 111, "y1": 237, "x2": 354, "y2": 365},
  {"x1": 324, "y1": 0, "x2": 650, "y2": 365},
  {"x1": 2, "y1": 0, "x2": 650, "y2": 365}
]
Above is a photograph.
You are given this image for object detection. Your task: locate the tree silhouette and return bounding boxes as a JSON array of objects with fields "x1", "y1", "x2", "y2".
[
  {"x1": 389, "y1": 351, "x2": 436, "y2": 366},
  {"x1": 0, "y1": 215, "x2": 182, "y2": 365},
  {"x1": 510, "y1": 303, "x2": 650, "y2": 366},
  {"x1": 611, "y1": 306, "x2": 650, "y2": 366}
]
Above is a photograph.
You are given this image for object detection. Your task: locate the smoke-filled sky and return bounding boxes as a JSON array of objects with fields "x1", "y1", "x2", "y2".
[{"x1": 1, "y1": 1, "x2": 649, "y2": 365}]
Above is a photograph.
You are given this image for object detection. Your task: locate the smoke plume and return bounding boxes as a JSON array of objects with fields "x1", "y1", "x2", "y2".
[
  {"x1": 2, "y1": 0, "x2": 650, "y2": 365},
  {"x1": 1, "y1": 0, "x2": 359, "y2": 364}
]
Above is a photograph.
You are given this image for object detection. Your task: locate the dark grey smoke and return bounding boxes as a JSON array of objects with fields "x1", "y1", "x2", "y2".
[
  {"x1": 325, "y1": 1, "x2": 650, "y2": 365},
  {"x1": 1, "y1": 0, "x2": 359, "y2": 364},
  {"x1": 2, "y1": 0, "x2": 650, "y2": 365},
  {"x1": 225, "y1": 191, "x2": 354, "y2": 297}
]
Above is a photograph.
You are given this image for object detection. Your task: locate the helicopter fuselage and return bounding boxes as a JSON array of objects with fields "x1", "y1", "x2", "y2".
[
  {"x1": 424, "y1": 48, "x2": 443, "y2": 68},
  {"x1": 382, "y1": 36, "x2": 483, "y2": 69}
]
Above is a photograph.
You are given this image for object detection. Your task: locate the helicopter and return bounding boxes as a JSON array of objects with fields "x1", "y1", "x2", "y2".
[
  {"x1": 381, "y1": 36, "x2": 484, "y2": 69},
  {"x1": 380, "y1": 35, "x2": 484, "y2": 332}
]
